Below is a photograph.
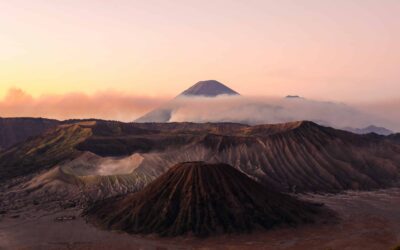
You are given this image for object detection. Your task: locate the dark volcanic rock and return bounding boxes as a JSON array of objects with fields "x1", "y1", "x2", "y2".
[
  {"x1": 54, "y1": 215, "x2": 76, "y2": 222},
  {"x1": 86, "y1": 162, "x2": 322, "y2": 237}
]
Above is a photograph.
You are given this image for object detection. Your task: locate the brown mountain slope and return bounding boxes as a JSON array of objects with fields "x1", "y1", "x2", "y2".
[
  {"x1": 0, "y1": 118, "x2": 112, "y2": 152},
  {"x1": 0, "y1": 123, "x2": 92, "y2": 182},
  {"x1": 1, "y1": 121, "x2": 400, "y2": 193},
  {"x1": 85, "y1": 162, "x2": 324, "y2": 237},
  {"x1": 0, "y1": 117, "x2": 59, "y2": 150},
  {"x1": 77, "y1": 121, "x2": 400, "y2": 192}
]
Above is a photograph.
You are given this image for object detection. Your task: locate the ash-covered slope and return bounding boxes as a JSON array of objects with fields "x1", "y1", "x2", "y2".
[
  {"x1": 86, "y1": 162, "x2": 322, "y2": 237},
  {"x1": 0, "y1": 117, "x2": 59, "y2": 150}
]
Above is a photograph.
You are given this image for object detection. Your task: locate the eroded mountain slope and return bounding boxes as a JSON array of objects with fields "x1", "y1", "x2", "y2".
[
  {"x1": 0, "y1": 123, "x2": 92, "y2": 182},
  {"x1": 76, "y1": 121, "x2": 400, "y2": 192},
  {"x1": 1, "y1": 120, "x2": 400, "y2": 194}
]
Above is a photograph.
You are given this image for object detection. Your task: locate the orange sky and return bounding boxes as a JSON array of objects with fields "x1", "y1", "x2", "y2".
[{"x1": 1, "y1": 0, "x2": 400, "y2": 103}]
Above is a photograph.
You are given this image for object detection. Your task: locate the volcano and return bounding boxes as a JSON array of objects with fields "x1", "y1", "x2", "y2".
[
  {"x1": 85, "y1": 162, "x2": 323, "y2": 237},
  {"x1": 135, "y1": 80, "x2": 239, "y2": 122},
  {"x1": 178, "y1": 80, "x2": 239, "y2": 97},
  {"x1": 134, "y1": 79, "x2": 376, "y2": 128}
]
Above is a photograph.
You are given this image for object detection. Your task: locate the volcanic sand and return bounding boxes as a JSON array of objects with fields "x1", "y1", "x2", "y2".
[{"x1": 1, "y1": 188, "x2": 400, "y2": 250}]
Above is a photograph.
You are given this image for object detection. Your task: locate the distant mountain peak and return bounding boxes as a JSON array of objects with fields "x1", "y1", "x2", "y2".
[
  {"x1": 343, "y1": 125, "x2": 393, "y2": 136},
  {"x1": 136, "y1": 80, "x2": 239, "y2": 122},
  {"x1": 179, "y1": 80, "x2": 239, "y2": 97},
  {"x1": 286, "y1": 95, "x2": 303, "y2": 99}
]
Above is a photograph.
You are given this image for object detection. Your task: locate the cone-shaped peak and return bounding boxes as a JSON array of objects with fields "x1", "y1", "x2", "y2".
[
  {"x1": 86, "y1": 161, "x2": 323, "y2": 237},
  {"x1": 179, "y1": 80, "x2": 240, "y2": 97}
]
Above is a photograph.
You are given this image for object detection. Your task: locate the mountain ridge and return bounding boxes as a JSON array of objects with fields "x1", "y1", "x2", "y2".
[
  {"x1": 2, "y1": 120, "x2": 400, "y2": 193},
  {"x1": 0, "y1": 117, "x2": 60, "y2": 150}
]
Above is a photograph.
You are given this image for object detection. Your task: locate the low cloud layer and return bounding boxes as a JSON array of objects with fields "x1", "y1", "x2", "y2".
[
  {"x1": 356, "y1": 100, "x2": 400, "y2": 125},
  {"x1": 0, "y1": 88, "x2": 168, "y2": 121},
  {"x1": 1, "y1": 88, "x2": 399, "y2": 132},
  {"x1": 164, "y1": 96, "x2": 400, "y2": 132}
]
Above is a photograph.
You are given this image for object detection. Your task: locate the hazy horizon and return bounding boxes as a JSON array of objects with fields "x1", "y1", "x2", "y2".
[
  {"x1": 1, "y1": 1, "x2": 399, "y2": 130},
  {"x1": 0, "y1": 85, "x2": 399, "y2": 132},
  {"x1": 1, "y1": 1, "x2": 400, "y2": 101}
]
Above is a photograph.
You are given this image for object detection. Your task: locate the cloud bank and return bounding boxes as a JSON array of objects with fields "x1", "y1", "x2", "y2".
[
  {"x1": 162, "y1": 96, "x2": 400, "y2": 132},
  {"x1": 0, "y1": 88, "x2": 168, "y2": 121},
  {"x1": 1, "y1": 88, "x2": 399, "y2": 132}
]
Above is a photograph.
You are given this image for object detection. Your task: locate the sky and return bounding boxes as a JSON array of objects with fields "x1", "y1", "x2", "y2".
[{"x1": 0, "y1": 0, "x2": 399, "y2": 121}]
